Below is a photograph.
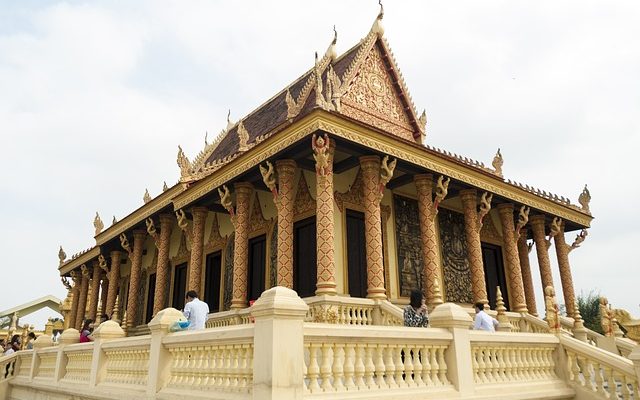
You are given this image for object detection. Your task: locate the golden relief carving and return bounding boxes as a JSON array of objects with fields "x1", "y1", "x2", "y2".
[
  {"x1": 341, "y1": 44, "x2": 414, "y2": 141},
  {"x1": 312, "y1": 133, "x2": 330, "y2": 176},
  {"x1": 477, "y1": 192, "x2": 493, "y2": 231},
  {"x1": 334, "y1": 168, "x2": 365, "y2": 212},
  {"x1": 479, "y1": 213, "x2": 502, "y2": 243},
  {"x1": 218, "y1": 185, "x2": 234, "y2": 217},
  {"x1": 146, "y1": 217, "x2": 159, "y2": 246},
  {"x1": 237, "y1": 121, "x2": 250, "y2": 152},
  {"x1": 206, "y1": 213, "x2": 226, "y2": 251},
  {"x1": 119, "y1": 233, "x2": 132, "y2": 257},
  {"x1": 249, "y1": 193, "x2": 270, "y2": 234},
  {"x1": 176, "y1": 209, "x2": 193, "y2": 249},
  {"x1": 293, "y1": 173, "x2": 315, "y2": 218},
  {"x1": 379, "y1": 155, "x2": 396, "y2": 197}
]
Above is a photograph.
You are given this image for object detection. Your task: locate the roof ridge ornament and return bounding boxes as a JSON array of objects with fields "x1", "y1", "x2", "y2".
[
  {"x1": 177, "y1": 145, "x2": 192, "y2": 179},
  {"x1": 58, "y1": 246, "x2": 67, "y2": 266},
  {"x1": 492, "y1": 148, "x2": 504, "y2": 178},
  {"x1": 370, "y1": 0, "x2": 385, "y2": 37},
  {"x1": 578, "y1": 184, "x2": 591, "y2": 214},
  {"x1": 237, "y1": 121, "x2": 250, "y2": 152},
  {"x1": 93, "y1": 212, "x2": 104, "y2": 236},
  {"x1": 143, "y1": 188, "x2": 152, "y2": 204}
]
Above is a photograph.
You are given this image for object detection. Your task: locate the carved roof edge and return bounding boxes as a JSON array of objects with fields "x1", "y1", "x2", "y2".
[{"x1": 59, "y1": 246, "x2": 100, "y2": 276}]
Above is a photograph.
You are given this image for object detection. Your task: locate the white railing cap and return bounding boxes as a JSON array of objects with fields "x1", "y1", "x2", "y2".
[
  {"x1": 252, "y1": 286, "x2": 309, "y2": 319},
  {"x1": 430, "y1": 303, "x2": 473, "y2": 329}
]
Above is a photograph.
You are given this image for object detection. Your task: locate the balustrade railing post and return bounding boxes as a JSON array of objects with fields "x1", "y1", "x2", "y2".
[
  {"x1": 29, "y1": 335, "x2": 53, "y2": 381},
  {"x1": 146, "y1": 308, "x2": 184, "y2": 396},
  {"x1": 55, "y1": 328, "x2": 80, "y2": 383},
  {"x1": 629, "y1": 346, "x2": 640, "y2": 383},
  {"x1": 251, "y1": 286, "x2": 309, "y2": 400},
  {"x1": 88, "y1": 320, "x2": 125, "y2": 387},
  {"x1": 429, "y1": 303, "x2": 475, "y2": 396}
]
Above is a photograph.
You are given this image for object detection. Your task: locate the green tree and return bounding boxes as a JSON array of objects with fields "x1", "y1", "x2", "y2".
[{"x1": 577, "y1": 290, "x2": 603, "y2": 334}]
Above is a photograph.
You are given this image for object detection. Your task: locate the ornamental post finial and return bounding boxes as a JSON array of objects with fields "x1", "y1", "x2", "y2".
[
  {"x1": 163, "y1": 181, "x2": 169, "y2": 192},
  {"x1": 93, "y1": 212, "x2": 104, "y2": 235},
  {"x1": 112, "y1": 216, "x2": 118, "y2": 225},
  {"x1": 143, "y1": 188, "x2": 151, "y2": 204},
  {"x1": 578, "y1": 184, "x2": 591, "y2": 213},
  {"x1": 492, "y1": 148, "x2": 503, "y2": 177},
  {"x1": 370, "y1": 0, "x2": 385, "y2": 36},
  {"x1": 58, "y1": 246, "x2": 66, "y2": 266}
]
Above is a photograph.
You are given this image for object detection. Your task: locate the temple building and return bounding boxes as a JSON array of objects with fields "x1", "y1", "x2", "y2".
[{"x1": 56, "y1": 6, "x2": 593, "y2": 335}]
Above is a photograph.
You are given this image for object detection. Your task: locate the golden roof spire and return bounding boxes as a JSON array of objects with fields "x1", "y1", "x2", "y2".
[{"x1": 371, "y1": 0, "x2": 385, "y2": 37}]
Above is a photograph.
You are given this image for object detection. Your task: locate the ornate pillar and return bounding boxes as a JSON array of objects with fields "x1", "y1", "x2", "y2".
[
  {"x1": 313, "y1": 134, "x2": 336, "y2": 295},
  {"x1": 105, "y1": 250, "x2": 122, "y2": 317},
  {"x1": 459, "y1": 189, "x2": 489, "y2": 305},
  {"x1": 497, "y1": 204, "x2": 528, "y2": 312},
  {"x1": 554, "y1": 221, "x2": 577, "y2": 318},
  {"x1": 231, "y1": 183, "x2": 253, "y2": 309},
  {"x1": 359, "y1": 155, "x2": 386, "y2": 299},
  {"x1": 125, "y1": 230, "x2": 146, "y2": 330},
  {"x1": 530, "y1": 215, "x2": 554, "y2": 294},
  {"x1": 67, "y1": 271, "x2": 80, "y2": 330},
  {"x1": 414, "y1": 174, "x2": 443, "y2": 306},
  {"x1": 75, "y1": 265, "x2": 90, "y2": 330},
  {"x1": 188, "y1": 206, "x2": 208, "y2": 292},
  {"x1": 275, "y1": 160, "x2": 296, "y2": 288},
  {"x1": 153, "y1": 214, "x2": 173, "y2": 315},
  {"x1": 517, "y1": 228, "x2": 538, "y2": 316},
  {"x1": 99, "y1": 273, "x2": 109, "y2": 319},
  {"x1": 88, "y1": 261, "x2": 101, "y2": 321}
]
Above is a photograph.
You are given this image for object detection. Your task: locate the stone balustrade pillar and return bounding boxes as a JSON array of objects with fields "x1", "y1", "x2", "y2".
[
  {"x1": 188, "y1": 206, "x2": 208, "y2": 293},
  {"x1": 125, "y1": 230, "x2": 146, "y2": 330},
  {"x1": 459, "y1": 189, "x2": 488, "y2": 306},
  {"x1": 88, "y1": 262, "x2": 101, "y2": 321},
  {"x1": 314, "y1": 136, "x2": 336, "y2": 295},
  {"x1": 153, "y1": 214, "x2": 173, "y2": 316},
  {"x1": 88, "y1": 320, "x2": 125, "y2": 387},
  {"x1": 251, "y1": 286, "x2": 309, "y2": 400},
  {"x1": 231, "y1": 182, "x2": 253, "y2": 309},
  {"x1": 414, "y1": 174, "x2": 443, "y2": 307},
  {"x1": 497, "y1": 204, "x2": 528, "y2": 312},
  {"x1": 146, "y1": 308, "x2": 184, "y2": 395},
  {"x1": 359, "y1": 155, "x2": 386, "y2": 299},
  {"x1": 275, "y1": 159, "x2": 297, "y2": 288},
  {"x1": 74, "y1": 267, "x2": 90, "y2": 330},
  {"x1": 105, "y1": 250, "x2": 122, "y2": 317},
  {"x1": 517, "y1": 228, "x2": 538, "y2": 316},
  {"x1": 530, "y1": 215, "x2": 555, "y2": 296},
  {"x1": 554, "y1": 221, "x2": 577, "y2": 318}
]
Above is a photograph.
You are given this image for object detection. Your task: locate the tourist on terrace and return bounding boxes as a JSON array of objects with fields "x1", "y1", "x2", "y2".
[
  {"x1": 404, "y1": 290, "x2": 429, "y2": 327},
  {"x1": 25, "y1": 332, "x2": 36, "y2": 349},
  {"x1": 79, "y1": 319, "x2": 94, "y2": 342},
  {"x1": 183, "y1": 290, "x2": 209, "y2": 330},
  {"x1": 473, "y1": 302, "x2": 499, "y2": 332}
]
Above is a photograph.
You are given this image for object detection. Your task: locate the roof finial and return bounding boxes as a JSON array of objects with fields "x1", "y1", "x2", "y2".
[
  {"x1": 205, "y1": 131, "x2": 208, "y2": 146},
  {"x1": 371, "y1": 0, "x2": 385, "y2": 36},
  {"x1": 225, "y1": 109, "x2": 234, "y2": 131},
  {"x1": 333, "y1": 25, "x2": 337, "y2": 45},
  {"x1": 324, "y1": 26, "x2": 338, "y2": 61},
  {"x1": 378, "y1": 0, "x2": 384, "y2": 20}
]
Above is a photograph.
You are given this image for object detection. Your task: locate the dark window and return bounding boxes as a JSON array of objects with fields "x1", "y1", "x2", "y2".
[
  {"x1": 248, "y1": 235, "x2": 266, "y2": 302},
  {"x1": 145, "y1": 273, "x2": 156, "y2": 324},
  {"x1": 293, "y1": 216, "x2": 317, "y2": 298},
  {"x1": 481, "y1": 243, "x2": 509, "y2": 310},
  {"x1": 346, "y1": 209, "x2": 367, "y2": 298},
  {"x1": 205, "y1": 251, "x2": 222, "y2": 312},
  {"x1": 172, "y1": 262, "x2": 187, "y2": 310}
]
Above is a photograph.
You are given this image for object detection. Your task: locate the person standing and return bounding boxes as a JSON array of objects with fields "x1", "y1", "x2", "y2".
[
  {"x1": 473, "y1": 302, "x2": 499, "y2": 332},
  {"x1": 404, "y1": 289, "x2": 429, "y2": 327},
  {"x1": 183, "y1": 291, "x2": 210, "y2": 330}
]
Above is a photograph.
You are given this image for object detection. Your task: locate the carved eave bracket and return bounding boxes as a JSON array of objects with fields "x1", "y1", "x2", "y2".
[
  {"x1": 515, "y1": 205, "x2": 530, "y2": 240},
  {"x1": 146, "y1": 217, "x2": 160, "y2": 248},
  {"x1": 433, "y1": 175, "x2": 450, "y2": 215},
  {"x1": 176, "y1": 209, "x2": 193, "y2": 249},
  {"x1": 98, "y1": 254, "x2": 109, "y2": 278},
  {"x1": 569, "y1": 229, "x2": 588, "y2": 252},
  {"x1": 477, "y1": 192, "x2": 493, "y2": 231},
  {"x1": 119, "y1": 233, "x2": 133, "y2": 258},
  {"x1": 259, "y1": 161, "x2": 278, "y2": 203},
  {"x1": 545, "y1": 217, "x2": 562, "y2": 248},
  {"x1": 80, "y1": 264, "x2": 90, "y2": 278},
  {"x1": 312, "y1": 133, "x2": 331, "y2": 176},
  {"x1": 217, "y1": 185, "x2": 236, "y2": 226},
  {"x1": 378, "y1": 155, "x2": 396, "y2": 202}
]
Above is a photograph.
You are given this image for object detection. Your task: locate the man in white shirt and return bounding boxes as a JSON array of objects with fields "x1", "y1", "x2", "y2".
[
  {"x1": 183, "y1": 291, "x2": 210, "y2": 330},
  {"x1": 473, "y1": 302, "x2": 499, "y2": 332}
]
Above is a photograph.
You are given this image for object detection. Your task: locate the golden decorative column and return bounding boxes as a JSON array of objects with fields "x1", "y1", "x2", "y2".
[
  {"x1": 414, "y1": 174, "x2": 444, "y2": 307},
  {"x1": 188, "y1": 206, "x2": 208, "y2": 292},
  {"x1": 87, "y1": 261, "x2": 101, "y2": 321},
  {"x1": 554, "y1": 221, "x2": 577, "y2": 317},
  {"x1": 313, "y1": 134, "x2": 337, "y2": 295},
  {"x1": 105, "y1": 250, "x2": 122, "y2": 317},
  {"x1": 125, "y1": 230, "x2": 146, "y2": 330},
  {"x1": 153, "y1": 214, "x2": 173, "y2": 315},
  {"x1": 530, "y1": 215, "x2": 554, "y2": 294},
  {"x1": 99, "y1": 274, "x2": 109, "y2": 319},
  {"x1": 459, "y1": 189, "x2": 489, "y2": 305},
  {"x1": 231, "y1": 183, "x2": 253, "y2": 309},
  {"x1": 75, "y1": 265, "x2": 90, "y2": 330},
  {"x1": 497, "y1": 204, "x2": 528, "y2": 312},
  {"x1": 517, "y1": 228, "x2": 538, "y2": 316},
  {"x1": 275, "y1": 160, "x2": 297, "y2": 288},
  {"x1": 67, "y1": 271, "x2": 80, "y2": 330},
  {"x1": 359, "y1": 155, "x2": 386, "y2": 299}
]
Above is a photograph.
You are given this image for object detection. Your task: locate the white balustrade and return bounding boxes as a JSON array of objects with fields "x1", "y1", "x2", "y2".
[
  {"x1": 101, "y1": 337, "x2": 150, "y2": 387},
  {"x1": 35, "y1": 349, "x2": 57, "y2": 380},
  {"x1": 14, "y1": 351, "x2": 33, "y2": 379},
  {"x1": 61, "y1": 344, "x2": 93, "y2": 383}
]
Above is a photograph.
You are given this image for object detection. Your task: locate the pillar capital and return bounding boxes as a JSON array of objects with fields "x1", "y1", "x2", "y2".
[
  {"x1": 159, "y1": 213, "x2": 174, "y2": 225},
  {"x1": 359, "y1": 155, "x2": 381, "y2": 170},
  {"x1": 133, "y1": 229, "x2": 147, "y2": 241},
  {"x1": 459, "y1": 188, "x2": 477, "y2": 201},
  {"x1": 529, "y1": 214, "x2": 546, "y2": 226},
  {"x1": 234, "y1": 182, "x2": 254, "y2": 196},
  {"x1": 109, "y1": 250, "x2": 122, "y2": 260},
  {"x1": 190, "y1": 206, "x2": 209, "y2": 216},
  {"x1": 275, "y1": 159, "x2": 297, "y2": 175},
  {"x1": 496, "y1": 203, "x2": 515, "y2": 213},
  {"x1": 414, "y1": 174, "x2": 434, "y2": 190}
]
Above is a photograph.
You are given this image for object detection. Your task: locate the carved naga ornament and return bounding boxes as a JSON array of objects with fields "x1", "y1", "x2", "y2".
[
  {"x1": 58, "y1": 246, "x2": 67, "y2": 266},
  {"x1": 176, "y1": 145, "x2": 192, "y2": 179},
  {"x1": 477, "y1": 192, "x2": 493, "y2": 230},
  {"x1": 492, "y1": 148, "x2": 503, "y2": 177},
  {"x1": 569, "y1": 229, "x2": 588, "y2": 252},
  {"x1": 119, "y1": 233, "x2": 132, "y2": 256},
  {"x1": 515, "y1": 205, "x2": 530, "y2": 240},
  {"x1": 546, "y1": 217, "x2": 562, "y2": 247},
  {"x1": 259, "y1": 161, "x2": 278, "y2": 200},
  {"x1": 98, "y1": 254, "x2": 109, "y2": 277},
  {"x1": 433, "y1": 175, "x2": 450, "y2": 214},
  {"x1": 312, "y1": 133, "x2": 330, "y2": 176},
  {"x1": 217, "y1": 185, "x2": 234, "y2": 218},
  {"x1": 379, "y1": 155, "x2": 397, "y2": 198},
  {"x1": 93, "y1": 212, "x2": 104, "y2": 236},
  {"x1": 61, "y1": 276, "x2": 72, "y2": 291},
  {"x1": 146, "y1": 217, "x2": 159, "y2": 245},
  {"x1": 237, "y1": 121, "x2": 250, "y2": 152},
  {"x1": 80, "y1": 264, "x2": 90, "y2": 278},
  {"x1": 578, "y1": 184, "x2": 591, "y2": 214}
]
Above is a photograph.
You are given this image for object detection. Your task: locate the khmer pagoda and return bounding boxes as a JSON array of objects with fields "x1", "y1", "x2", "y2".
[{"x1": 5, "y1": 5, "x2": 640, "y2": 400}]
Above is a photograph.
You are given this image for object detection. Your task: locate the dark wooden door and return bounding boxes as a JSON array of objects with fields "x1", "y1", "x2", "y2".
[
  {"x1": 248, "y1": 235, "x2": 266, "y2": 302},
  {"x1": 481, "y1": 242, "x2": 509, "y2": 310},
  {"x1": 205, "y1": 251, "x2": 222, "y2": 312},
  {"x1": 172, "y1": 262, "x2": 187, "y2": 311},
  {"x1": 145, "y1": 273, "x2": 156, "y2": 323},
  {"x1": 293, "y1": 216, "x2": 317, "y2": 298},
  {"x1": 346, "y1": 209, "x2": 367, "y2": 298}
]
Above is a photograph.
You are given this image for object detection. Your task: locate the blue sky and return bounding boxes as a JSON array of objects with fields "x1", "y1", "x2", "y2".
[{"x1": 1, "y1": 0, "x2": 639, "y2": 327}]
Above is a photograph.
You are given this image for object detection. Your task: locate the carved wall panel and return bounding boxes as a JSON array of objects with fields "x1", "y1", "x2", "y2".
[
  {"x1": 394, "y1": 195, "x2": 424, "y2": 297},
  {"x1": 438, "y1": 208, "x2": 473, "y2": 303},
  {"x1": 223, "y1": 233, "x2": 235, "y2": 311}
]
